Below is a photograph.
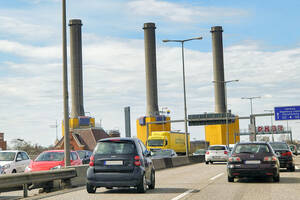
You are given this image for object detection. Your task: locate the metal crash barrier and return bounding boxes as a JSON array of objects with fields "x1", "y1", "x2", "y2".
[{"x1": 0, "y1": 168, "x2": 76, "y2": 197}]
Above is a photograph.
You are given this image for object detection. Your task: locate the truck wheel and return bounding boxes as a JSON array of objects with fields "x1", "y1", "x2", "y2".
[
  {"x1": 86, "y1": 183, "x2": 96, "y2": 193},
  {"x1": 137, "y1": 174, "x2": 147, "y2": 193}
]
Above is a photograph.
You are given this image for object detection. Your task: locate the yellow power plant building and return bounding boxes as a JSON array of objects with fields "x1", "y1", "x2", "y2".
[
  {"x1": 205, "y1": 117, "x2": 240, "y2": 145},
  {"x1": 136, "y1": 116, "x2": 171, "y2": 145}
]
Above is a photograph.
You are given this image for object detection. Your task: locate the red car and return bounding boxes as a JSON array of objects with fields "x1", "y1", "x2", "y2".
[{"x1": 25, "y1": 150, "x2": 82, "y2": 172}]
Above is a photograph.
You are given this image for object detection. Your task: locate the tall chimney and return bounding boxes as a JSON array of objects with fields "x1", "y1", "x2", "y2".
[
  {"x1": 211, "y1": 26, "x2": 226, "y2": 113},
  {"x1": 69, "y1": 19, "x2": 85, "y2": 118},
  {"x1": 143, "y1": 23, "x2": 159, "y2": 117}
]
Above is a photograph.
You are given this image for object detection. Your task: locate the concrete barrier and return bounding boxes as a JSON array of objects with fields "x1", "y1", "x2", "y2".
[{"x1": 67, "y1": 155, "x2": 205, "y2": 187}]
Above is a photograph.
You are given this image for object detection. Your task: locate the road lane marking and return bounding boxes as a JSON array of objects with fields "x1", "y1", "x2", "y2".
[
  {"x1": 171, "y1": 189, "x2": 194, "y2": 200},
  {"x1": 210, "y1": 173, "x2": 224, "y2": 181}
]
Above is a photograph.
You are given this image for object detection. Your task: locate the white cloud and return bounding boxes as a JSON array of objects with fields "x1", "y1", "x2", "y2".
[{"x1": 127, "y1": 0, "x2": 248, "y2": 23}]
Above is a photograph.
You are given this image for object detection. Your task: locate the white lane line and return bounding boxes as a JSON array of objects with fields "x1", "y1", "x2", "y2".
[
  {"x1": 210, "y1": 172, "x2": 224, "y2": 181},
  {"x1": 171, "y1": 189, "x2": 194, "y2": 200},
  {"x1": 295, "y1": 166, "x2": 299, "y2": 170}
]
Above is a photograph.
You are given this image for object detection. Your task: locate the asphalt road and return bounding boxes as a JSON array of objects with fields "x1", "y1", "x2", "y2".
[{"x1": 3, "y1": 157, "x2": 300, "y2": 200}]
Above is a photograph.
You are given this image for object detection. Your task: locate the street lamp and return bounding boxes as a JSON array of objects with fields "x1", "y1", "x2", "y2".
[
  {"x1": 264, "y1": 109, "x2": 274, "y2": 142},
  {"x1": 163, "y1": 36, "x2": 203, "y2": 156},
  {"x1": 212, "y1": 80, "x2": 239, "y2": 147},
  {"x1": 241, "y1": 96, "x2": 261, "y2": 141},
  {"x1": 241, "y1": 96, "x2": 261, "y2": 115}
]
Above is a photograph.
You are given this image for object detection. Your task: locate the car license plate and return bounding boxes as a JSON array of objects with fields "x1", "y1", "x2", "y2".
[
  {"x1": 105, "y1": 160, "x2": 123, "y2": 165},
  {"x1": 213, "y1": 156, "x2": 221, "y2": 159},
  {"x1": 245, "y1": 160, "x2": 261, "y2": 164}
]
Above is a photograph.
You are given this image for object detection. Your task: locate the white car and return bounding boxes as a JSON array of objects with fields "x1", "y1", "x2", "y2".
[
  {"x1": 205, "y1": 145, "x2": 229, "y2": 164},
  {"x1": 0, "y1": 150, "x2": 31, "y2": 174}
]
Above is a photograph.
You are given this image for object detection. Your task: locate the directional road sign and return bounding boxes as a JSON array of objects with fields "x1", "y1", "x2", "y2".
[{"x1": 274, "y1": 106, "x2": 300, "y2": 121}]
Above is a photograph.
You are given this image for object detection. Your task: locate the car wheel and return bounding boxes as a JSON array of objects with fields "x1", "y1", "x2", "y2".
[
  {"x1": 228, "y1": 176, "x2": 234, "y2": 182},
  {"x1": 205, "y1": 161, "x2": 209, "y2": 164},
  {"x1": 273, "y1": 174, "x2": 280, "y2": 182},
  {"x1": 210, "y1": 161, "x2": 213, "y2": 164},
  {"x1": 287, "y1": 166, "x2": 295, "y2": 172},
  {"x1": 86, "y1": 183, "x2": 96, "y2": 193},
  {"x1": 148, "y1": 171, "x2": 155, "y2": 189},
  {"x1": 137, "y1": 174, "x2": 147, "y2": 193},
  {"x1": 12, "y1": 170, "x2": 16, "y2": 173}
]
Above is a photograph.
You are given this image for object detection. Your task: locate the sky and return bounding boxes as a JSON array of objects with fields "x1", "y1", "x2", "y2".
[{"x1": 0, "y1": 0, "x2": 300, "y2": 146}]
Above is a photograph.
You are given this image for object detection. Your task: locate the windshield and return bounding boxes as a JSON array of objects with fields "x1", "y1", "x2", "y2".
[
  {"x1": 270, "y1": 143, "x2": 289, "y2": 150},
  {"x1": 35, "y1": 152, "x2": 64, "y2": 161},
  {"x1": 152, "y1": 150, "x2": 172, "y2": 157},
  {"x1": 94, "y1": 141, "x2": 135, "y2": 154},
  {"x1": 77, "y1": 151, "x2": 86, "y2": 159},
  {"x1": 195, "y1": 149, "x2": 206, "y2": 154},
  {"x1": 209, "y1": 146, "x2": 226, "y2": 150},
  {"x1": 234, "y1": 144, "x2": 270, "y2": 154},
  {"x1": 148, "y1": 139, "x2": 164, "y2": 147},
  {"x1": 0, "y1": 152, "x2": 16, "y2": 161}
]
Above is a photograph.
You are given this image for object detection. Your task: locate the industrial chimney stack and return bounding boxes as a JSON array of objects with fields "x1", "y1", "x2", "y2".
[
  {"x1": 143, "y1": 23, "x2": 159, "y2": 117},
  {"x1": 211, "y1": 26, "x2": 226, "y2": 113},
  {"x1": 69, "y1": 19, "x2": 85, "y2": 118}
]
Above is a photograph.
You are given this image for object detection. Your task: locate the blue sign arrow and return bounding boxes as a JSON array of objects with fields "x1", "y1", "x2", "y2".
[{"x1": 274, "y1": 106, "x2": 300, "y2": 121}]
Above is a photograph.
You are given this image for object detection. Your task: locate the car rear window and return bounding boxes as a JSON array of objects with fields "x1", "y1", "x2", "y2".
[
  {"x1": 94, "y1": 141, "x2": 136, "y2": 155},
  {"x1": 208, "y1": 146, "x2": 226, "y2": 150},
  {"x1": 35, "y1": 152, "x2": 64, "y2": 161},
  {"x1": 270, "y1": 143, "x2": 289, "y2": 150},
  {"x1": 234, "y1": 144, "x2": 270, "y2": 154}
]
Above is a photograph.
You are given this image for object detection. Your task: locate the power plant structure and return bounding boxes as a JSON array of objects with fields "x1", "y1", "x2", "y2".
[
  {"x1": 136, "y1": 23, "x2": 171, "y2": 145},
  {"x1": 205, "y1": 26, "x2": 240, "y2": 145},
  {"x1": 56, "y1": 19, "x2": 119, "y2": 151}
]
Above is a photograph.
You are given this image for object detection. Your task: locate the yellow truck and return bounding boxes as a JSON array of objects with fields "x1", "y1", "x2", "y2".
[{"x1": 146, "y1": 131, "x2": 190, "y2": 155}]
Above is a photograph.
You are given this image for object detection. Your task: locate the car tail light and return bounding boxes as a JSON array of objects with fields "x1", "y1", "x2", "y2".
[
  {"x1": 206, "y1": 151, "x2": 209, "y2": 155},
  {"x1": 224, "y1": 151, "x2": 228, "y2": 155},
  {"x1": 264, "y1": 156, "x2": 277, "y2": 161},
  {"x1": 134, "y1": 155, "x2": 141, "y2": 166},
  {"x1": 89, "y1": 156, "x2": 94, "y2": 167},
  {"x1": 228, "y1": 157, "x2": 241, "y2": 162},
  {"x1": 281, "y1": 151, "x2": 292, "y2": 156}
]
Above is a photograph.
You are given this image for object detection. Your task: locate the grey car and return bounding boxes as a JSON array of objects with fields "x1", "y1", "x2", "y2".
[{"x1": 86, "y1": 138, "x2": 155, "y2": 193}]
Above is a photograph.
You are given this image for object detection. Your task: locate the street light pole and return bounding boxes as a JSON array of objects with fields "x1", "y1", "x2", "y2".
[
  {"x1": 213, "y1": 80, "x2": 239, "y2": 147},
  {"x1": 163, "y1": 37, "x2": 202, "y2": 156},
  {"x1": 264, "y1": 109, "x2": 274, "y2": 142},
  {"x1": 241, "y1": 96, "x2": 261, "y2": 141},
  {"x1": 62, "y1": 0, "x2": 71, "y2": 166}
]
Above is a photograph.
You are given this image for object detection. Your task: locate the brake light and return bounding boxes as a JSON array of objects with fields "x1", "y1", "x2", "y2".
[
  {"x1": 89, "y1": 156, "x2": 94, "y2": 167},
  {"x1": 224, "y1": 151, "x2": 228, "y2": 155},
  {"x1": 281, "y1": 151, "x2": 292, "y2": 156},
  {"x1": 134, "y1": 155, "x2": 141, "y2": 166},
  {"x1": 264, "y1": 156, "x2": 277, "y2": 161},
  {"x1": 228, "y1": 157, "x2": 241, "y2": 162},
  {"x1": 206, "y1": 151, "x2": 209, "y2": 155}
]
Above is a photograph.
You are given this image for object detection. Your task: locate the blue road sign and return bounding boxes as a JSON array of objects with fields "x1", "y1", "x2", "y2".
[{"x1": 274, "y1": 106, "x2": 300, "y2": 121}]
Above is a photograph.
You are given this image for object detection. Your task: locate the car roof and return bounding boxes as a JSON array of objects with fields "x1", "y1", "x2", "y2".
[
  {"x1": 42, "y1": 150, "x2": 77, "y2": 153},
  {"x1": 236, "y1": 141, "x2": 269, "y2": 145},
  {"x1": 269, "y1": 142, "x2": 287, "y2": 144},
  {"x1": 0, "y1": 150, "x2": 23, "y2": 153},
  {"x1": 97, "y1": 137, "x2": 138, "y2": 143}
]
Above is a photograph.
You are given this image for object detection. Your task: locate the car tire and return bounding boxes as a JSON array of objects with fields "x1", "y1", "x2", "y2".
[
  {"x1": 228, "y1": 176, "x2": 234, "y2": 182},
  {"x1": 86, "y1": 183, "x2": 96, "y2": 193},
  {"x1": 205, "y1": 161, "x2": 209, "y2": 164},
  {"x1": 137, "y1": 174, "x2": 147, "y2": 193},
  {"x1": 288, "y1": 166, "x2": 295, "y2": 172},
  {"x1": 148, "y1": 171, "x2": 155, "y2": 189},
  {"x1": 210, "y1": 161, "x2": 213, "y2": 164},
  {"x1": 273, "y1": 174, "x2": 280, "y2": 182},
  {"x1": 12, "y1": 170, "x2": 16, "y2": 173}
]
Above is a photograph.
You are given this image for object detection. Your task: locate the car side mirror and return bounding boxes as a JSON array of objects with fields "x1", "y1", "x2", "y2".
[{"x1": 145, "y1": 150, "x2": 151, "y2": 157}]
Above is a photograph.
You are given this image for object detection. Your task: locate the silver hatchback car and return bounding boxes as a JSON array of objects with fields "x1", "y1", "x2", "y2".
[{"x1": 205, "y1": 145, "x2": 229, "y2": 164}]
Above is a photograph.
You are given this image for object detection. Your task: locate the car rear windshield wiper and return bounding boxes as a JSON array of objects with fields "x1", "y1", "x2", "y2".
[{"x1": 238, "y1": 151, "x2": 253, "y2": 154}]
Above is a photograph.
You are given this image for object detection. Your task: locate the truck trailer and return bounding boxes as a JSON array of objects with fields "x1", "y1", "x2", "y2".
[{"x1": 146, "y1": 131, "x2": 190, "y2": 155}]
